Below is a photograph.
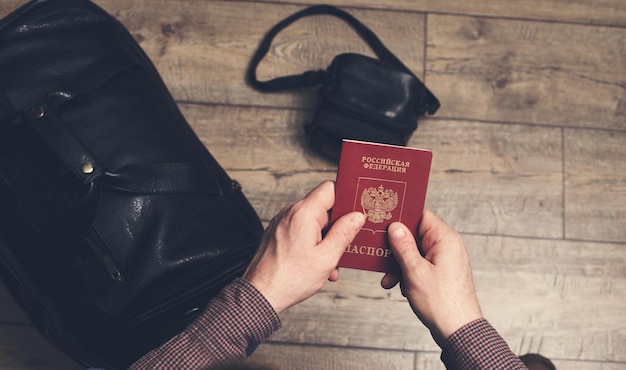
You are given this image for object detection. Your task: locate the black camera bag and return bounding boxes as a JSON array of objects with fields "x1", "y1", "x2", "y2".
[
  {"x1": 247, "y1": 5, "x2": 440, "y2": 161},
  {"x1": 0, "y1": 0, "x2": 263, "y2": 368}
]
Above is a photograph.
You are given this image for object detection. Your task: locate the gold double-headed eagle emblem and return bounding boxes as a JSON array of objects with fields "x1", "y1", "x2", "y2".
[{"x1": 360, "y1": 185, "x2": 398, "y2": 223}]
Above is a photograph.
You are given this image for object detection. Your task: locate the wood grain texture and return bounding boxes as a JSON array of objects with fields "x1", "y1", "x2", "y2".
[
  {"x1": 427, "y1": 15, "x2": 626, "y2": 130},
  {"x1": 95, "y1": 0, "x2": 426, "y2": 110},
  {"x1": 413, "y1": 119, "x2": 563, "y2": 238},
  {"x1": 414, "y1": 353, "x2": 446, "y2": 370},
  {"x1": 247, "y1": 342, "x2": 415, "y2": 370},
  {"x1": 247, "y1": 0, "x2": 626, "y2": 27},
  {"x1": 415, "y1": 351, "x2": 626, "y2": 370},
  {"x1": 1, "y1": 0, "x2": 625, "y2": 368},
  {"x1": 184, "y1": 104, "x2": 563, "y2": 237},
  {"x1": 249, "y1": 346, "x2": 626, "y2": 370},
  {"x1": 565, "y1": 129, "x2": 626, "y2": 243},
  {"x1": 180, "y1": 104, "x2": 331, "y2": 174},
  {"x1": 467, "y1": 235, "x2": 626, "y2": 363},
  {"x1": 269, "y1": 234, "x2": 626, "y2": 362},
  {"x1": 0, "y1": 0, "x2": 19, "y2": 14},
  {"x1": 271, "y1": 268, "x2": 433, "y2": 351}
]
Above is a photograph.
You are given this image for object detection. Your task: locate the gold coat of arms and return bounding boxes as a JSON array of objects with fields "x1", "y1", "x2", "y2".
[{"x1": 360, "y1": 185, "x2": 399, "y2": 223}]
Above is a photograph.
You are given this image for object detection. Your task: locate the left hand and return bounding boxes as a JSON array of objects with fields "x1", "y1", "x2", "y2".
[{"x1": 243, "y1": 181, "x2": 365, "y2": 314}]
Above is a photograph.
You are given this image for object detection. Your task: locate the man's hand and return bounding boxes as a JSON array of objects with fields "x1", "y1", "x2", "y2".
[
  {"x1": 381, "y1": 210, "x2": 483, "y2": 346},
  {"x1": 243, "y1": 181, "x2": 365, "y2": 314}
]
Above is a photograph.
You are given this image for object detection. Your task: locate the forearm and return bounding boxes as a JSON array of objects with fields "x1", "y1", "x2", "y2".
[
  {"x1": 129, "y1": 278, "x2": 281, "y2": 369},
  {"x1": 441, "y1": 318, "x2": 527, "y2": 369}
]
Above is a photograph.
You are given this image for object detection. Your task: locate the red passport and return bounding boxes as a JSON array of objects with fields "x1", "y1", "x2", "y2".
[{"x1": 331, "y1": 140, "x2": 432, "y2": 274}]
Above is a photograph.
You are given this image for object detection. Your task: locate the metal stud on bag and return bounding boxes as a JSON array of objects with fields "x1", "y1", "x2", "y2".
[
  {"x1": 81, "y1": 162, "x2": 94, "y2": 174},
  {"x1": 31, "y1": 106, "x2": 45, "y2": 118}
]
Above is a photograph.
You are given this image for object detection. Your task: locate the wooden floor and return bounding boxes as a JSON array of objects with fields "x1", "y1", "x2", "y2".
[{"x1": 1, "y1": 0, "x2": 625, "y2": 369}]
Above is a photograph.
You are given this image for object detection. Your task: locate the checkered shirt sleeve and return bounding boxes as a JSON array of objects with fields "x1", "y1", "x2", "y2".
[
  {"x1": 440, "y1": 318, "x2": 527, "y2": 369},
  {"x1": 129, "y1": 278, "x2": 281, "y2": 369}
]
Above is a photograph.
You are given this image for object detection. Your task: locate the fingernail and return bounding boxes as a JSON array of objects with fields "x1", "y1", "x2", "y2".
[
  {"x1": 389, "y1": 223, "x2": 405, "y2": 239},
  {"x1": 350, "y1": 212, "x2": 366, "y2": 227}
]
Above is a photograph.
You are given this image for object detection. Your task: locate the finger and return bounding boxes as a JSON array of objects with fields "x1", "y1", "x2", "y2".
[
  {"x1": 418, "y1": 210, "x2": 461, "y2": 259},
  {"x1": 328, "y1": 268, "x2": 340, "y2": 282},
  {"x1": 399, "y1": 280, "x2": 408, "y2": 297},
  {"x1": 388, "y1": 222, "x2": 424, "y2": 273},
  {"x1": 321, "y1": 211, "x2": 365, "y2": 260},
  {"x1": 418, "y1": 209, "x2": 440, "y2": 238},
  {"x1": 300, "y1": 180, "x2": 336, "y2": 213},
  {"x1": 380, "y1": 273, "x2": 400, "y2": 289},
  {"x1": 295, "y1": 181, "x2": 336, "y2": 231}
]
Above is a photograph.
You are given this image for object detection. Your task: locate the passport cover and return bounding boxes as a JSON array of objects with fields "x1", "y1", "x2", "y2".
[{"x1": 331, "y1": 140, "x2": 432, "y2": 274}]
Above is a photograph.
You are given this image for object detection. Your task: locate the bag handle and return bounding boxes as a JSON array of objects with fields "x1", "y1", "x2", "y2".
[
  {"x1": 247, "y1": 5, "x2": 406, "y2": 90},
  {"x1": 246, "y1": 4, "x2": 440, "y2": 115}
]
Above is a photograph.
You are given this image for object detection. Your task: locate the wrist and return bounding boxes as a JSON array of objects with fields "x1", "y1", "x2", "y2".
[
  {"x1": 432, "y1": 310, "x2": 483, "y2": 347},
  {"x1": 244, "y1": 274, "x2": 288, "y2": 314}
]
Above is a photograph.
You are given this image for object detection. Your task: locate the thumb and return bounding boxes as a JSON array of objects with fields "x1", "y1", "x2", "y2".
[
  {"x1": 388, "y1": 222, "x2": 424, "y2": 273},
  {"x1": 322, "y1": 212, "x2": 366, "y2": 259}
]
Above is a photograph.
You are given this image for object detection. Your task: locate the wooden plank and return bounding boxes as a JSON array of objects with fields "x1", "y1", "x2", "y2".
[
  {"x1": 412, "y1": 119, "x2": 563, "y2": 238},
  {"x1": 0, "y1": 324, "x2": 82, "y2": 370},
  {"x1": 247, "y1": 342, "x2": 415, "y2": 370},
  {"x1": 249, "y1": 347, "x2": 626, "y2": 370},
  {"x1": 1, "y1": 2, "x2": 624, "y2": 369},
  {"x1": 416, "y1": 351, "x2": 626, "y2": 370},
  {"x1": 270, "y1": 235, "x2": 626, "y2": 362},
  {"x1": 0, "y1": 0, "x2": 22, "y2": 16},
  {"x1": 178, "y1": 103, "x2": 335, "y2": 220},
  {"x1": 427, "y1": 15, "x2": 626, "y2": 131},
  {"x1": 3, "y1": 0, "x2": 626, "y2": 35},
  {"x1": 181, "y1": 103, "x2": 334, "y2": 174},
  {"x1": 236, "y1": 171, "x2": 338, "y2": 223},
  {"x1": 547, "y1": 361, "x2": 626, "y2": 370},
  {"x1": 184, "y1": 104, "x2": 563, "y2": 237},
  {"x1": 247, "y1": 0, "x2": 626, "y2": 27},
  {"x1": 270, "y1": 268, "x2": 437, "y2": 351},
  {"x1": 94, "y1": 0, "x2": 426, "y2": 109},
  {"x1": 565, "y1": 129, "x2": 626, "y2": 243},
  {"x1": 414, "y1": 352, "x2": 446, "y2": 370},
  {"x1": 468, "y1": 235, "x2": 626, "y2": 363}
]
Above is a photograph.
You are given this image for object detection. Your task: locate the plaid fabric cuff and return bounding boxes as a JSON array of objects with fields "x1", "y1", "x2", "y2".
[
  {"x1": 440, "y1": 318, "x2": 527, "y2": 369},
  {"x1": 130, "y1": 278, "x2": 281, "y2": 369},
  {"x1": 189, "y1": 278, "x2": 281, "y2": 363}
]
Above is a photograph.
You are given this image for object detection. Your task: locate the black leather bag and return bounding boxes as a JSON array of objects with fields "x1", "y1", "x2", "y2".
[
  {"x1": 247, "y1": 5, "x2": 440, "y2": 161},
  {"x1": 0, "y1": 0, "x2": 263, "y2": 368}
]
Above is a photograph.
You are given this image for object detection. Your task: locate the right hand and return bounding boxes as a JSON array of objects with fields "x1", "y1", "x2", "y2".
[{"x1": 381, "y1": 210, "x2": 483, "y2": 346}]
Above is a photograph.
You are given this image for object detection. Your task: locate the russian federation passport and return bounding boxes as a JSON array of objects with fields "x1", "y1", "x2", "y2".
[{"x1": 330, "y1": 140, "x2": 432, "y2": 274}]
